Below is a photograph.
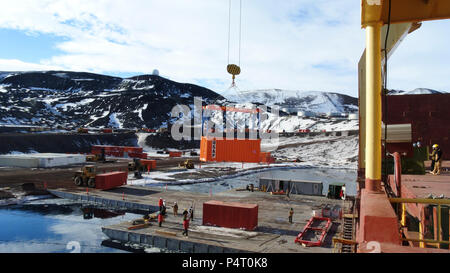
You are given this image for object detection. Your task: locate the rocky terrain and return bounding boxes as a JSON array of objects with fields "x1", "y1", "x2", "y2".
[{"x1": 0, "y1": 71, "x2": 223, "y2": 129}]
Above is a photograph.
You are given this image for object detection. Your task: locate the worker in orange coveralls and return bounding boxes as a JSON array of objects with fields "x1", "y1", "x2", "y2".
[{"x1": 182, "y1": 208, "x2": 189, "y2": 236}]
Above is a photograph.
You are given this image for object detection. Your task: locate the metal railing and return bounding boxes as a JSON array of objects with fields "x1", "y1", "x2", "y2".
[{"x1": 389, "y1": 197, "x2": 450, "y2": 249}]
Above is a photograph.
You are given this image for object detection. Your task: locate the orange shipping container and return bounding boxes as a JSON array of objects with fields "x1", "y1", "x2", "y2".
[
  {"x1": 141, "y1": 159, "x2": 157, "y2": 170},
  {"x1": 259, "y1": 152, "x2": 275, "y2": 164},
  {"x1": 200, "y1": 136, "x2": 261, "y2": 163}
]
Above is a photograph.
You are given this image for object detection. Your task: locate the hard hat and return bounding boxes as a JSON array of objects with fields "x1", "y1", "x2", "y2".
[{"x1": 433, "y1": 144, "x2": 439, "y2": 149}]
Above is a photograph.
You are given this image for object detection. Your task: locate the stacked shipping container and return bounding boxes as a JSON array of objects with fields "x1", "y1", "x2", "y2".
[{"x1": 91, "y1": 145, "x2": 147, "y2": 159}]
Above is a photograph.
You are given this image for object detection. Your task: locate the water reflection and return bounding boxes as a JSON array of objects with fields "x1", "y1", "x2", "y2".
[{"x1": 0, "y1": 200, "x2": 143, "y2": 253}]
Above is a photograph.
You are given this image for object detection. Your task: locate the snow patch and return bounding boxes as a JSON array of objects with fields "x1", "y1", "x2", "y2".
[{"x1": 108, "y1": 113, "x2": 123, "y2": 128}]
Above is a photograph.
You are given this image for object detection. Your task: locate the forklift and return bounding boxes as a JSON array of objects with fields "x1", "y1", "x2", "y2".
[
  {"x1": 128, "y1": 158, "x2": 144, "y2": 179},
  {"x1": 73, "y1": 165, "x2": 97, "y2": 188},
  {"x1": 86, "y1": 148, "x2": 106, "y2": 162},
  {"x1": 179, "y1": 159, "x2": 194, "y2": 169}
]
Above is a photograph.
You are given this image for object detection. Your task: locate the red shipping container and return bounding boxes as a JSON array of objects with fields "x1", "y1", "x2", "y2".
[
  {"x1": 102, "y1": 128, "x2": 113, "y2": 133},
  {"x1": 202, "y1": 200, "x2": 258, "y2": 230},
  {"x1": 123, "y1": 146, "x2": 143, "y2": 153},
  {"x1": 92, "y1": 145, "x2": 142, "y2": 158},
  {"x1": 169, "y1": 151, "x2": 182, "y2": 157},
  {"x1": 95, "y1": 171, "x2": 127, "y2": 190}
]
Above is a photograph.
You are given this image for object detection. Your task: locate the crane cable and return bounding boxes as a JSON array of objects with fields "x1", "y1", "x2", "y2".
[
  {"x1": 383, "y1": 0, "x2": 392, "y2": 186},
  {"x1": 226, "y1": 0, "x2": 242, "y2": 87}
]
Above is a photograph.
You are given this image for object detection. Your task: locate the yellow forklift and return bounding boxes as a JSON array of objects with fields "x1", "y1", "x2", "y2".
[
  {"x1": 73, "y1": 165, "x2": 97, "y2": 188},
  {"x1": 128, "y1": 158, "x2": 144, "y2": 179},
  {"x1": 179, "y1": 159, "x2": 194, "y2": 169},
  {"x1": 86, "y1": 148, "x2": 106, "y2": 162}
]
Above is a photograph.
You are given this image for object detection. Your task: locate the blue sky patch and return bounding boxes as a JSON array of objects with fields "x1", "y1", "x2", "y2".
[{"x1": 0, "y1": 28, "x2": 66, "y2": 63}]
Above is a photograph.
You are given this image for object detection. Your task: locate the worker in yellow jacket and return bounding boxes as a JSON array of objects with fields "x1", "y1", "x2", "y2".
[{"x1": 430, "y1": 144, "x2": 443, "y2": 175}]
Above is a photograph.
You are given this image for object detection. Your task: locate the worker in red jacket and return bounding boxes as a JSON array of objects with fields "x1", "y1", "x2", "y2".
[
  {"x1": 158, "y1": 197, "x2": 163, "y2": 212},
  {"x1": 158, "y1": 212, "x2": 163, "y2": 227},
  {"x1": 182, "y1": 208, "x2": 189, "y2": 236}
]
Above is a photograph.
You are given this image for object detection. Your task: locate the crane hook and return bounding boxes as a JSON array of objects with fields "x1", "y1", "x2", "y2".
[{"x1": 227, "y1": 64, "x2": 241, "y2": 87}]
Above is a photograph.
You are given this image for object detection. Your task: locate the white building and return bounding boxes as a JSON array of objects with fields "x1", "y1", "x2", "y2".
[
  {"x1": 297, "y1": 110, "x2": 315, "y2": 117},
  {"x1": 348, "y1": 113, "x2": 358, "y2": 120}
]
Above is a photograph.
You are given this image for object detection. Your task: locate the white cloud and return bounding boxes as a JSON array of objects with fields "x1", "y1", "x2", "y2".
[
  {"x1": 0, "y1": 59, "x2": 62, "y2": 71},
  {"x1": 0, "y1": 0, "x2": 448, "y2": 97}
]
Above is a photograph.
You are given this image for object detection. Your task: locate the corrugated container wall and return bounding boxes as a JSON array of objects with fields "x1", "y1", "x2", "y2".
[
  {"x1": 200, "y1": 137, "x2": 261, "y2": 163},
  {"x1": 95, "y1": 171, "x2": 127, "y2": 190},
  {"x1": 382, "y1": 93, "x2": 450, "y2": 160},
  {"x1": 202, "y1": 200, "x2": 258, "y2": 230},
  {"x1": 169, "y1": 151, "x2": 182, "y2": 157}
]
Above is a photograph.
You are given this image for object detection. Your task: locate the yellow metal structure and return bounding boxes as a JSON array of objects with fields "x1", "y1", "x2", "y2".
[
  {"x1": 362, "y1": 0, "x2": 450, "y2": 27},
  {"x1": 401, "y1": 203, "x2": 406, "y2": 227},
  {"x1": 364, "y1": 21, "x2": 383, "y2": 191},
  {"x1": 359, "y1": 0, "x2": 450, "y2": 189},
  {"x1": 357, "y1": 22, "x2": 419, "y2": 176},
  {"x1": 389, "y1": 197, "x2": 450, "y2": 249}
]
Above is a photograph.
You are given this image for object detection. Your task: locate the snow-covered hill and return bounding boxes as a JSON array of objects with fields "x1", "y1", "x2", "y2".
[
  {"x1": 205, "y1": 102, "x2": 359, "y2": 133},
  {"x1": 0, "y1": 71, "x2": 362, "y2": 133},
  {"x1": 224, "y1": 89, "x2": 358, "y2": 114},
  {"x1": 0, "y1": 71, "x2": 223, "y2": 129},
  {"x1": 389, "y1": 88, "x2": 447, "y2": 95}
]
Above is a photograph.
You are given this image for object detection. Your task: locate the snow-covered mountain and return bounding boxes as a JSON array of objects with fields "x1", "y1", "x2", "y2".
[
  {"x1": 225, "y1": 89, "x2": 358, "y2": 114},
  {"x1": 389, "y1": 88, "x2": 447, "y2": 95},
  {"x1": 0, "y1": 71, "x2": 223, "y2": 129},
  {"x1": 0, "y1": 70, "x2": 362, "y2": 132}
]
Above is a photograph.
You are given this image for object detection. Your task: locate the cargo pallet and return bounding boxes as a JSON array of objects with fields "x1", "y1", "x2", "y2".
[{"x1": 294, "y1": 216, "x2": 332, "y2": 247}]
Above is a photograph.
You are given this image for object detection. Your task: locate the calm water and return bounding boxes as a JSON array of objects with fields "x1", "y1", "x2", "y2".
[
  {"x1": 0, "y1": 199, "x2": 144, "y2": 253},
  {"x1": 148, "y1": 167, "x2": 357, "y2": 196}
]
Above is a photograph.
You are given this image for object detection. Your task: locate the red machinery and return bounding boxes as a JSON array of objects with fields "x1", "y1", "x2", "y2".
[{"x1": 294, "y1": 216, "x2": 332, "y2": 247}]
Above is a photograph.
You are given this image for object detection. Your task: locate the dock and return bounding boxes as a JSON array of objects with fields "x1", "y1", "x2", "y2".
[{"x1": 49, "y1": 185, "x2": 346, "y2": 253}]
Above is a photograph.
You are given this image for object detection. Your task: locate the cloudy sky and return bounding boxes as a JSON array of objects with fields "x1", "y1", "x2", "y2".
[{"x1": 0, "y1": 0, "x2": 449, "y2": 97}]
